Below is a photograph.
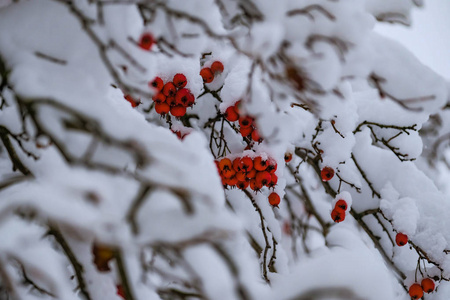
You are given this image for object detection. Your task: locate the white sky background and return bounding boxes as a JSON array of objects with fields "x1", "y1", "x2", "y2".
[{"x1": 375, "y1": 1, "x2": 450, "y2": 80}]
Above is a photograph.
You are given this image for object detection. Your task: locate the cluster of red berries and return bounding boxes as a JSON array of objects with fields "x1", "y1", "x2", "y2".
[
  {"x1": 330, "y1": 199, "x2": 348, "y2": 223},
  {"x1": 395, "y1": 232, "x2": 408, "y2": 247},
  {"x1": 224, "y1": 101, "x2": 262, "y2": 143},
  {"x1": 409, "y1": 278, "x2": 435, "y2": 299},
  {"x1": 200, "y1": 60, "x2": 224, "y2": 83},
  {"x1": 321, "y1": 166, "x2": 335, "y2": 182},
  {"x1": 216, "y1": 155, "x2": 278, "y2": 192},
  {"x1": 150, "y1": 74, "x2": 195, "y2": 117}
]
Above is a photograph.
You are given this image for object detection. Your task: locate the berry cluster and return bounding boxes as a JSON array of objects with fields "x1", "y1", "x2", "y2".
[
  {"x1": 224, "y1": 101, "x2": 262, "y2": 143},
  {"x1": 200, "y1": 60, "x2": 224, "y2": 83},
  {"x1": 216, "y1": 155, "x2": 277, "y2": 192},
  {"x1": 409, "y1": 278, "x2": 435, "y2": 299},
  {"x1": 150, "y1": 74, "x2": 195, "y2": 117},
  {"x1": 330, "y1": 199, "x2": 348, "y2": 223}
]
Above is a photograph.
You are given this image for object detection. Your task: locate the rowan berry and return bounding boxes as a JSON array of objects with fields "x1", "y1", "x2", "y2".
[
  {"x1": 138, "y1": 32, "x2": 154, "y2": 50},
  {"x1": 149, "y1": 77, "x2": 164, "y2": 91},
  {"x1": 173, "y1": 73, "x2": 187, "y2": 89},
  {"x1": 331, "y1": 209, "x2": 345, "y2": 223},
  {"x1": 335, "y1": 199, "x2": 348, "y2": 211},
  {"x1": 210, "y1": 61, "x2": 224, "y2": 74},
  {"x1": 240, "y1": 125, "x2": 253, "y2": 138},
  {"x1": 409, "y1": 283, "x2": 423, "y2": 300},
  {"x1": 321, "y1": 166, "x2": 334, "y2": 181},
  {"x1": 170, "y1": 105, "x2": 187, "y2": 117},
  {"x1": 224, "y1": 106, "x2": 239, "y2": 122},
  {"x1": 152, "y1": 92, "x2": 166, "y2": 104},
  {"x1": 284, "y1": 152, "x2": 293, "y2": 163},
  {"x1": 254, "y1": 156, "x2": 268, "y2": 171},
  {"x1": 154, "y1": 102, "x2": 170, "y2": 115},
  {"x1": 200, "y1": 67, "x2": 214, "y2": 83},
  {"x1": 255, "y1": 171, "x2": 272, "y2": 187},
  {"x1": 395, "y1": 232, "x2": 408, "y2": 247},
  {"x1": 268, "y1": 192, "x2": 281, "y2": 206},
  {"x1": 175, "y1": 88, "x2": 191, "y2": 106},
  {"x1": 162, "y1": 82, "x2": 176, "y2": 97},
  {"x1": 421, "y1": 278, "x2": 435, "y2": 293},
  {"x1": 239, "y1": 116, "x2": 253, "y2": 128}
]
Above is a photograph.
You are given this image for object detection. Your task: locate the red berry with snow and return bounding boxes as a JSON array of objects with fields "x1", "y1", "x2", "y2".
[{"x1": 395, "y1": 232, "x2": 408, "y2": 246}]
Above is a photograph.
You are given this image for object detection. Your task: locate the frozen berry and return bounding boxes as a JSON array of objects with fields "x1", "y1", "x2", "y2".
[
  {"x1": 162, "y1": 82, "x2": 177, "y2": 97},
  {"x1": 138, "y1": 33, "x2": 154, "y2": 50},
  {"x1": 335, "y1": 199, "x2": 348, "y2": 211},
  {"x1": 170, "y1": 105, "x2": 187, "y2": 117},
  {"x1": 331, "y1": 209, "x2": 345, "y2": 223},
  {"x1": 268, "y1": 192, "x2": 281, "y2": 206},
  {"x1": 421, "y1": 278, "x2": 435, "y2": 293},
  {"x1": 210, "y1": 61, "x2": 224, "y2": 74},
  {"x1": 284, "y1": 152, "x2": 293, "y2": 163},
  {"x1": 321, "y1": 166, "x2": 334, "y2": 181},
  {"x1": 155, "y1": 102, "x2": 170, "y2": 115},
  {"x1": 225, "y1": 106, "x2": 239, "y2": 122},
  {"x1": 409, "y1": 283, "x2": 423, "y2": 300},
  {"x1": 200, "y1": 67, "x2": 214, "y2": 83},
  {"x1": 149, "y1": 77, "x2": 164, "y2": 91},
  {"x1": 173, "y1": 73, "x2": 187, "y2": 89},
  {"x1": 395, "y1": 232, "x2": 408, "y2": 247}
]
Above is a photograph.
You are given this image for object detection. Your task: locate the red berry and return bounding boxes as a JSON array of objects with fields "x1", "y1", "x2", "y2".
[
  {"x1": 152, "y1": 92, "x2": 166, "y2": 104},
  {"x1": 240, "y1": 125, "x2": 253, "y2": 138},
  {"x1": 124, "y1": 94, "x2": 139, "y2": 107},
  {"x1": 154, "y1": 102, "x2": 170, "y2": 115},
  {"x1": 162, "y1": 82, "x2": 176, "y2": 97},
  {"x1": 266, "y1": 159, "x2": 277, "y2": 174},
  {"x1": 321, "y1": 166, "x2": 334, "y2": 181},
  {"x1": 251, "y1": 129, "x2": 262, "y2": 142},
  {"x1": 138, "y1": 32, "x2": 154, "y2": 51},
  {"x1": 237, "y1": 180, "x2": 249, "y2": 190},
  {"x1": 117, "y1": 285, "x2": 125, "y2": 299},
  {"x1": 421, "y1": 278, "x2": 435, "y2": 293},
  {"x1": 246, "y1": 168, "x2": 256, "y2": 179},
  {"x1": 200, "y1": 67, "x2": 214, "y2": 83},
  {"x1": 335, "y1": 199, "x2": 347, "y2": 211},
  {"x1": 170, "y1": 105, "x2": 187, "y2": 117},
  {"x1": 166, "y1": 96, "x2": 177, "y2": 106},
  {"x1": 225, "y1": 106, "x2": 239, "y2": 122},
  {"x1": 409, "y1": 283, "x2": 423, "y2": 300},
  {"x1": 268, "y1": 173, "x2": 278, "y2": 188},
  {"x1": 175, "y1": 88, "x2": 191, "y2": 106},
  {"x1": 268, "y1": 192, "x2": 281, "y2": 206},
  {"x1": 239, "y1": 116, "x2": 253, "y2": 128},
  {"x1": 239, "y1": 156, "x2": 253, "y2": 172},
  {"x1": 395, "y1": 232, "x2": 408, "y2": 247},
  {"x1": 210, "y1": 61, "x2": 224, "y2": 74},
  {"x1": 149, "y1": 77, "x2": 164, "y2": 91},
  {"x1": 173, "y1": 73, "x2": 187, "y2": 89},
  {"x1": 249, "y1": 178, "x2": 263, "y2": 191},
  {"x1": 254, "y1": 156, "x2": 267, "y2": 171},
  {"x1": 331, "y1": 208, "x2": 345, "y2": 223},
  {"x1": 255, "y1": 171, "x2": 271, "y2": 187},
  {"x1": 226, "y1": 176, "x2": 238, "y2": 186},
  {"x1": 236, "y1": 171, "x2": 247, "y2": 182},
  {"x1": 284, "y1": 152, "x2": 293, "y2": 163},
  {"x1": 218, "y1": 158, "x2": 232, "y2": 171}
]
